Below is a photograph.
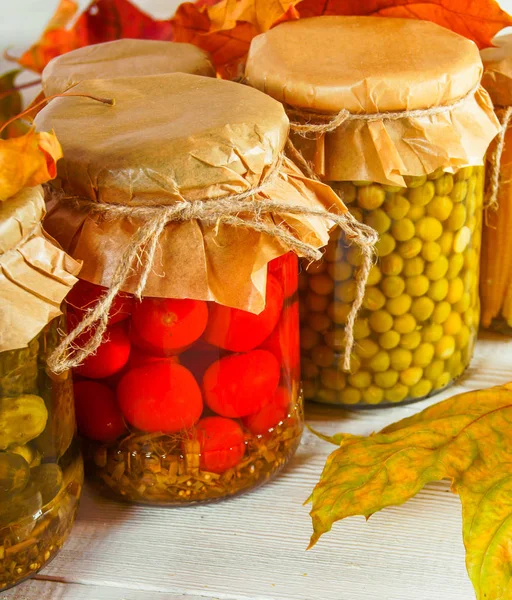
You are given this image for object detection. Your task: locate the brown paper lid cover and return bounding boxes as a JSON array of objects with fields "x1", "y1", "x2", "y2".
[
  {"x1": 42, "y1": 39, "x2": 215, "y2": 96},
  {"x1": 246, "y1": 16, "x2": 500, "y2": 185},
  {"x1": 0, "y1": 186, "x2": 81, "y2": 353},
  {"x1": 246, "y1": 16, "x2": 482, "y2": 113},
  {"x1": 481, "y1": 34, "x2": 512, "y2": 107},
  {"x1": 36, "y1": 74, "x2": 343, "y2": 311}
]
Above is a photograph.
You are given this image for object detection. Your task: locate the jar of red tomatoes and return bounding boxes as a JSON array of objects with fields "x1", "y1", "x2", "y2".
[{"x1": 38, "y1": 73, "x2": 345, "y2": 504}]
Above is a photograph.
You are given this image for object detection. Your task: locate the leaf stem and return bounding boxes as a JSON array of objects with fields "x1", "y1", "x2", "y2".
[
  {"x1": 0, "y1": 79, "x2": 42, "y2": 101},
  {"x1": 0, "y1": 92, "x2": 115, "y2": 135}
]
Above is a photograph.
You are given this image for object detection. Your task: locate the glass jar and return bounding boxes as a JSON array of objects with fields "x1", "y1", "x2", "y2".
[
  {"x1": 0, "y1": 186, "x2": 82, "y2": 590},
  {"x1": 246, "y1": 16, "x2": 500, "y2": 406},
  {"x1": 300, "y1": 167, "x2": 484, "y2": 406},
  {"x1": 0, "y1": 316, "x2": 83, "y2": 590},
  {"x1": 38, "y1": 73, "x2": 343, "y2": 502},
  {"x1": 70, "y1": 254, "x2": 302, "y2": 504},
  {"x1": 480, "y1": 37, "x2": 512, "y2": 334}
]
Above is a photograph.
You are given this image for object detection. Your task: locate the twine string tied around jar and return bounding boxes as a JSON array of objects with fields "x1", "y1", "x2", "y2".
[
  {"x1": 287, "y1": 81, "x2": 481, "y2": 136},
  {"x1": 47, "y1": 157, "x2": 377, "y2": 374}
]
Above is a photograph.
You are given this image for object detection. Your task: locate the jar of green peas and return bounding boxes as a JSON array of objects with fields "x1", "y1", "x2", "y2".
[{"x1": 246, "y1": 16, "x2": 500, "y2": 406}]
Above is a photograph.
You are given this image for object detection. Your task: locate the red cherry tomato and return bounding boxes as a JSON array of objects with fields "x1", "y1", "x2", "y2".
[
  {"x1": 260, "y1": 301, "x2": 300, "y2": 379},
  {"x1": 268, "y1": 253, "x2": 298, "y2": 299},
  {"x1": 74, "y1": 380, "x2": 126, "y2": 442},
  {"x1": 242, "y1": 387, "x2": 290, "y2": 435},
  {"x1": 203, "y1": 349, "x2": 280, "y2": 418},
  {"x1": 75, "y1": 322, "x2": 131, "y2": 379},
  {"x1": 131, "y1": 298, "x2": 208, "y2": 355},
  {"x1": 193, "y1": 417, "x2": 245, "y2": 474},
  {"x1": 67, "y1": 279, "x2": 134, "y2": 324},
  {"x1": 203, "y1": 274, "x2": 284, "y2": 352},
  {"x1": 128, "y1": 347, "x2": 179, "y2": 370},
  {"x1": 117, "y1": 362, "x2": 203, "y2": 433}
]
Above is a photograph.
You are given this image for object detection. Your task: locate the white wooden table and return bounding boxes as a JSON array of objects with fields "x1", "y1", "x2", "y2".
[{"x1": 5, "y1": 331, "x2": 511, "y2": 600}]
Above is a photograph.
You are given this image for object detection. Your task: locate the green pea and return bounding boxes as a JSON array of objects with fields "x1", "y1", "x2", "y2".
[
  {"x1": 406, "y1": 275, "x2": 429, "y2": 297},
  {"x1": 365, "y1": 209, "x2": 391, "y2": 234},
  {"x1": 398, "y1": 238, "x2": 423, "y2": 259},
  {"x1": 381, "y1": 276, "x2": 406, "y2": 298},
  {"x1": 369, "y1": 350, "x2": 391, "y2": 372},
  {"x1": 385, "y1": 194, "x2": 410, "y2": 220},
  {"x1": 435, "y1": 174, "x2": 454, "y2": 196},
  {"x1": 408, "y1": 181, "x2": 435, "y2": 206},
  {"x1": 391, "y1": 219, "x2": 416, "y2": 242},
  {"x1": 369, "y1": 310, "x2": 394, "y2": 333}
]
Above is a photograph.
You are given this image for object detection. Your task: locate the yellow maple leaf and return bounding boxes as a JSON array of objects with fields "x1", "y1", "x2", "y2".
[
  {"x1": 0, "y1": 130, "x2": 63, "y2": 201},
  {"x1": 309, "y1": 383, "x2": 512, "y2": 599}
]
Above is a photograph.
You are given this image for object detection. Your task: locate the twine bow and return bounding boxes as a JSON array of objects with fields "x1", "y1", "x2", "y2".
[{"x1": 47, "y1": 157, "x2": 377, "y2": 374}]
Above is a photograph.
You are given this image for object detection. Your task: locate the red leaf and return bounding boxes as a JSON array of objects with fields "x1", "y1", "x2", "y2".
[
  {"x1": 16, "y1": 0, "x2": 173, "y2": 73},
  {"x1": 295, "y1": 0, "x2": 512, "y2": 49}
]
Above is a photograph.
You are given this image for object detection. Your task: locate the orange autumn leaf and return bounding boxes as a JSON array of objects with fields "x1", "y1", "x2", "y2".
[
  {"x1": 16, "y1": 0, "x2": 173, "y2": 74},
  {"x1": 208, "y1": 0, "x2": 298, "y2": 33},
  {"x1": 309, "y1": 382, "x2": 512, "y2": 600},
  {"x1": 296, "y1": 0, "x2": 512, "y2": 49},
  {"x1": 0, "y1": 130, "x2": 62, "y2": 201},
  {"x1": 172, "y1": 2, "x2": 257, "y2": 78},
  {"x1": 171, "y1": 0, "x2": 512, "y2": 75}
]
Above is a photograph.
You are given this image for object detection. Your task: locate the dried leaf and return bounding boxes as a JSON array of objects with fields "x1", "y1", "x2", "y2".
[
  {"x1": 309, "y1": 382, "x2": 512, "y2": 600},
  {"x1": 16, "y1": 0, "x2": 173, "y2": 73},
  {"x1": 172, "y1": 2, "x2": 257, "y2": 78},
  {"x1": 15, "y1": 0, "x2": 80, "y2": 73},
  {"x1": 0, "y1": 130, "x2": 62, "y2": 201},
  {"x1": 171, "y1": 0, "x2": 511, "y2": 75},
  {"x1": 296, "y1": 0, "x2": 512, "y2": 49},
  {"x1": 0, "y1": 71, "x2": 28, "y2": 139},
  {"x1": 208, "y1": 0, "x2": 298, "y2": 33}
]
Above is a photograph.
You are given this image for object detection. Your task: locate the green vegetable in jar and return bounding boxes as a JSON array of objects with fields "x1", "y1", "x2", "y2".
[
  {"x1": 300, "y1": 166, "x2": 483, "y2": 407},
  {"x1": 0, "y1": 394, "x2": 48, "y2": 449}
]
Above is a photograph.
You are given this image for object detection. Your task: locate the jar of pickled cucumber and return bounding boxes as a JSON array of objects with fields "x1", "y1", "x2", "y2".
[
  {"x1": 246, "y1": 16, "x2": 500, "y2": 406},
  {"x1": 480, "y1": 36, "x2": 512, "y2": 333},
  {"x1": 38, "y1": 73, "x2": 345, "y2": 501},
  {"x1": 0, "y1": 186, "x2": 83, "y2": 590}
]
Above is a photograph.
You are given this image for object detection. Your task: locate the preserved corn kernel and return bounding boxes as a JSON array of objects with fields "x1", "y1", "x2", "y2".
[{"x1": 300, "y1": 166, "x2": 483, "y2": 407}]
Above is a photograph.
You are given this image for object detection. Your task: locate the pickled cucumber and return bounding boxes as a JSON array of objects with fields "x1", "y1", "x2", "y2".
[
  {"x1": 0, "y1": 394, "x2": 48, "y2": 449},
  {"x1": 300, "y1": 166, "x2": 483, "y2": 406},
  {"x1": 28, "y1": 463, "x2": 64, "y2": 506},
  {"x1": 0, "y1": 452, "x2": 29, "y2": 500},
  {"x1": 35, "y1": 317, "x2": 76, "y2": 459},
  {"x1": 10, "y1": 444, "x2": 41, "y2": 467}
]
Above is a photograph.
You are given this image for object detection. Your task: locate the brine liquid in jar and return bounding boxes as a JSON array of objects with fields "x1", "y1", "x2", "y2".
[
  {"x1": 71, "y1": 253, "x2": 303, "y2": 504},
  {"x1": 300, "y1": 166, "x2": 484, "y2": 407},
  {"x1": 0, "y1": 315, "x2": 83, "y2": 591}
]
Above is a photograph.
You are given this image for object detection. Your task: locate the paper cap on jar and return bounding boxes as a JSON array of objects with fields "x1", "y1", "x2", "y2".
[
  {"x1": 246, "y1": 16, "x2": 500, "y2": 185},
  {"x1": 42, "y1": 39, "x2": 216, "y2": 96},
  {"x1": 481, "y1": 34, "x2": 512, "y2": 107},
  {"x1": 35, "y1": 73, "x2": 343, "y2": 312},
  {"x1": 0, "y1": 186, "x2": 81, "y2": 353}
]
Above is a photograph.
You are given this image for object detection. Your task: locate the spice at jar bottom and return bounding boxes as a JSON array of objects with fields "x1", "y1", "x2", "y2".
[
  {"x1": 70, "y1": 255, "x2": 304, "y2": 504},
  {"x1": 300, "y1": 166, "x2": 484, "y2": 407}
]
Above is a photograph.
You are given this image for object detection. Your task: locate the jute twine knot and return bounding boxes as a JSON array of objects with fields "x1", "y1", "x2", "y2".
[
  {"x1": 47, "y1": 154, "x2": 377, "y2": 374},
  {"x1": 287, "y1": 82, "x2": 481, "y2": 137},
  {"x1": 485, "y1": 106, "x2": 512, "y2": 210}
]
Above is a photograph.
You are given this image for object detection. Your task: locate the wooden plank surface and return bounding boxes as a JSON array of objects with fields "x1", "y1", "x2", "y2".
[{"x1": 7, "y1": 332, "x2": 512, "y2": 600}]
